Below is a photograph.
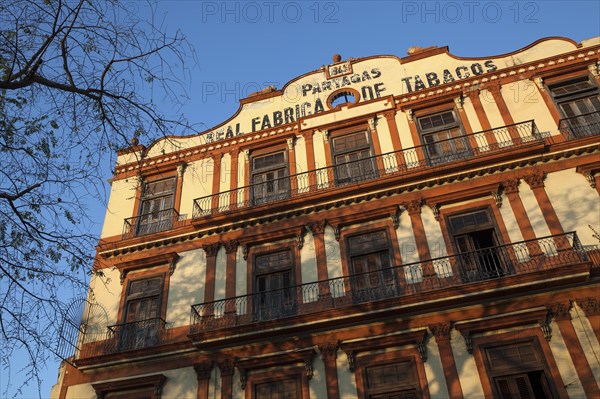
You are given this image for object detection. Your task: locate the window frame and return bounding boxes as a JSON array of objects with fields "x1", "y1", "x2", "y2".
[
  {"x1": 329, "y1": 128, "x2": 378, "y2": 186},
  {"x1": 344, "y1": 229, "x2": 398, "y2": 302},
  {"x1": 415, "y1": 108, "x2": 471, "y2": 165},
  {"x1": 251, "y1": 245, "x2": 298, "y2": 321},
  {"x1": 480, "y1": 338, "x2": 561, "y2": 399},
  {"x1": 353, "y1": 348, "x2": 429, "y2": 399},
  {"x1": 249, "y1": 148, "x2": 291, "y2": 206},
  {"x1": 444, "y1": 206, "x2": 508, "y2": 282},
  {"x1": 136, "y1": 175, "x2": 178, "y2": 236},
  {"x1": 245, "y1": 365, "x2": 309, "y2": 399}
]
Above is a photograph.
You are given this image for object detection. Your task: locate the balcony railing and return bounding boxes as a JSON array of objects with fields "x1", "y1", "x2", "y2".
[
  {"x1": 190, "y1": 232, "x2": 587, "y2": 334},
  {"x1": 559, "y1": 111, "x2": 600, "y2": 140},
  {"x1": 104, "y1": 317, "x2": 170, "y2": 354},
  {"x1": 122, "y1": 208, "x2": 182, "y2": 239},
  {"x1": 193, "y1": 120, "x2": 544, "y2": 218}
]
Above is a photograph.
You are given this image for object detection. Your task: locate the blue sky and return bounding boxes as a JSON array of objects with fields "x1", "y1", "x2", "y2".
[{"x1": 4, "y1": 1, "x2": 599, "y2": 398}]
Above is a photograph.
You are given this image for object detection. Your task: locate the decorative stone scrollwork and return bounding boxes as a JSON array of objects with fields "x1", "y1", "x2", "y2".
[
  {"x1": 319, "y1": 342, "x2": 339, "y2": 361},
  {"x1": 203, "y1": 242, "x2": 221, "y2": 257},
  {"x1": 308, "y1": 220, "x2": 327, "y2": 236},
  {"x1": 589, "y1": 62, "x2": 600, "y2": 78},
  {"x1": 429, "y1": 322, "x2": 452, "y2": 342},
  {"x1": 454, "y1": 96, "x2": 464, "y2": 110},
  {"x1": 523, "y1": 172, "x2": 546, "y2": 189},
  {"x1": 346, "y1": 350, "x2": 356, "y2": 372},
  {"x1": 534, "y1": 77, "x2": 544, "y2": 91},
  {"x1": 286, "y1": 137, "x2": 295, "y2": 150},
  {"x1": 218, "y1": 359, "x2": 235, "y2": 377},
  {"x1": 194, "y1": 361, "x2": 213, "y2": 380},
  {"x1": 367, "y1": 118, "x2": 376, "y2": 132},
  {"x1": 548, "y1": 301, "x2": 572, "y2": 321},
  {"x1": 176, "y1": 162, "x2": 186, "y2": 177},
  {"x1": 224, "y1": 240, "x2": 239, "y2": 254},
  {"x1": 491, "y1": 191, "x2": 503, "y2": 208},
  {"x1": 583, "y1": 172, "x2": 597, "y2": 188},
  {"x1": 539, "y1": 319, "x2": 552, "y2": 341},
  {"x1": 429, "y1": 204, "x2": 440, "y2": 221},
  {"x1": 417, "y1": 341, "x2": 428, "y2": 362},
  {"x1": 403, "y1": 199, "x2": 422, "y2": 215},
  {"x1": 242, "y1": 244, "x2": 249, "y2": 260},
  {"x1": 502, "y1": 179, "x2": 520, "y2": 194},
  {"x1": 576, "y1": 297, "x2": 600, "y2": 316}
]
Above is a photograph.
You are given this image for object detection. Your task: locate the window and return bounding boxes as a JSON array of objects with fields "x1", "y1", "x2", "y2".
[
  {"x1": 332, "y1": 130, "x2": 377, "y2": 185},
  {"x1": 251, "y1": 151, "x2": 290, "y2": 205},
  {"x1": 92, "y1": 374, "x2": 166, "y2": 399},
  {"x1": 118, "y1": 276, "x2": 165, "y2": 351},
  {"x1": 417, "y1": 110, "x2": 470, "y2": 165},
  {"x1": 330, "y1": 91, "x2": 357, "y2": 108},
  {"x1": 254, "y1": 250, "x2": 296, "y2": 320},
  {"x1": 484, "y1": 341, "x2": 557, "y2": 399},
  {"x1": 448, "y1": 209, "x2": 507, "y2": 282},
  {"x1": 137, "y1": 177, "x2": 176, "y2": 236},
  {"x1": 364, "y1": 360, "x2": 420, "y2": 399},
  {"x1": 347, "y1": 230, "x2": 397, "y2": 302},
  {"x1": 255, "y1": 378, "x2": 300, "y2": 399},
  {"x1": 550, "y1": 77, "x2": 600, "y2": 138}
]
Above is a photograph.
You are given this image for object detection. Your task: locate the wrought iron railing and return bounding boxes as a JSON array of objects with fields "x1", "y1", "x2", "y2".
[
  {"x1": 190, "y1": 232, "x2": 587, "y2": 334},
  {"x1": 104, "y1": 317, "x2": 170, "y2": 354},
  {"x1": 558, "y1": 111, "x2": 600, "y2": 140},
  {"x1": 193, "y1": 120, "x2": 543, "y2": 218},
  {"x1": 122, "y1": 208, "x2": 183, "y2": 239}
]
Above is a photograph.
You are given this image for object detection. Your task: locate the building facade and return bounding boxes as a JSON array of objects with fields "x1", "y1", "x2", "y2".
[{"x1": 52, "y1": 36, "x2": 600, "y2": 399}]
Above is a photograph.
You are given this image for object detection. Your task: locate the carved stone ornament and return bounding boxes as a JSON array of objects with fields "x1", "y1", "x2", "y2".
[
  {"x1": 218, "y1": 359, "x2": 235, "y2": 377},
  {"x1": 332, "y1": 225, "x2": 341, "y2": 241},
  {"x1": 383, "y1": 110, "x2": 396, "y2": 121},
  {"x1": 308, "y1": 220, "x2": 327, "y2": 236},
  {"x1": 589, "y1": 62, "x2": 600, "y2": 78},
  {"x1": 203, "y1": 242, "x2": 221, "y2": 257},
  {"x1": 534, "y1": 77, "x2": 544, "y2": 91},
  {"x1": 319, "y1": 342, "x2": 339, "y2": 361},
  {"x1": 322, "y1": 129, "x2": 330, "y2": 143},
  {"x1": 502, "y1": 178, "x2": 520, "y2": 194},
  {"x1": 583, "y1": 171, "x2": 597, "y2": 188},
  {"x1": 194, "y1": 361, "x2": 214, "y2": 380},
  {"x1": 367, "y1": 118, "x2": 376, "y2": 132},
  {"x1": 120, "y1": 270, "x2": 127, "y2": 285},
  {"x1": 286, "y1": 137, "x2": 295, "y2": 150},
  {"x1": 168, "y1": 259, "x2": 177, "y2": 276},
  {"x1": 491, "y1": 191, "x2": 503, "y2": 208},
  {"x1": 576, "y1": 297, "x2": 600, "y2": 316},
  {"x1": 346, "y1": 350, "x2": 356, "y2": 372},
  {"x1": 539, "y1": 319, "x2": 552, "y2": 342},
  {"x1": 242, "y1": 244, "x2": 250, "y2": 260},
  {"x1": 406, "y1": 109, "x2": 414, "y2": 122},
  {"x1": 224, "y1": 240, "x2": 239, "y2": 254},
  {"x1": 548, "y1": 301, "x2": 572, "y2": 321},
  {"x1": 403, "y1": 199, "x2": 422, "y2": 215},
  {"x1": 176, "y1": 162, "x2": 186, "y2": 177},
  {"x1": 454, "y1": 96, "x2": 464, "y2": 110},
  {"x1": 429, "y1": 203, "x2": 440, "y2": 221},
  {"x1": 429, "y1": 323, "x2": 452, "y2": 342},
  {"x1": 523, "y1": 172, "x2": 546, "y2": 189}
]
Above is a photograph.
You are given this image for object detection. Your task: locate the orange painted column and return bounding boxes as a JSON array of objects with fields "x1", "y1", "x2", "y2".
[
  {"x1": 368, "y1": 118, "x2": 385, "y2": 174},
  {"x1": 549, "y1": 302, "x2": 600, "y2": 398},
  {"x1": 211, "y1": 153, "x2": 223, "y2": 212},
  {"x1": 219, "y1": 360, "x2": 235, "y2": 399},
  {"x1": 403, "y1": 200, "x2": 433, "y2": 276},
  {"x1": 319, "y1": 342, "x2": 340, "y2": 399},
  {"x1": 308, "y1": 220, "x2": 330, "y2": 296},
  {"x1": 488, "y1": 84, "x2": 519, "y2": 142},
  {"x1": 229, "y1": 149, "x2": 239, "y2": 209},
  {"x1": 174, "y1": 162, "x2": 186, "y2": 215},
  {"x1": 502, "y1": 179, "x2": 542, "y2": 255},
  {"x1": 383, "y1": 110, "x2": 407, "y2": 169},
  {"x1": 467, "y1": 89, "x2": 498, "y2": 147},
  {"x1": 203, "y1": 243, "x2": 220, "y2": 305},
  {"x1": 287, "y1": 137, "x2": 298, "y2": 195},
  {"x1": 224, "y1": 240, "x2": 238, "y2": 313},
  {"x1": 523, "y1": 173, "x2": 565, "y2": 237},
  {"x1": 303, "y1": 131, "x2": 317, "y2": 191},
  {"x1": 406, "y1": 112, "x2": 427, "y2": 166},
  {"x1": 194, "y1": 361, "x2": 213, "y2": 399},
  {"x1": 321, "y1": 130, "x2": 333, "y2": 189},
  {"x1": 430, "y1": 323, "x2": 464, "y2": 398}
]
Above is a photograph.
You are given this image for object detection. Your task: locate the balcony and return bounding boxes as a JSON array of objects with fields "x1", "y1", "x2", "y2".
[
  {"x1": 192, "y1": 120, "x2": 545, "y2": 218},
  {"x1": 559, "y1": 111, "x2": 600, "y2": 140},
  {"x1": 190, "y1": 232, "x2": 588, "y2": 335},
  {"x1": 122, "y1": 208, "x2": 183, "y2": 239},
  {"x1": 104, "y1": 317, "x2": 170, "y2": 354}
]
